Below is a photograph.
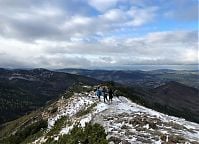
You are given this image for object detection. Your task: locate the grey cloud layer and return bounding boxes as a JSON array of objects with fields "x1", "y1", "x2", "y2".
[
  {"x1": 0, "y1": 0, "x2": 155, "y2": 41},
  {"x1": 0, "y1": 0, "x2": 198, "y2": 69}
]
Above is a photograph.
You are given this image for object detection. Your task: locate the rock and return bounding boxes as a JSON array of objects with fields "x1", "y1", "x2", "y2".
[
  {"x1": 149, "y1": 122, "x2": 158, "y2": 129},
  {"x1": 168, "y1": 135, "x2": 187, "y2": 143},
  {"x1": 121, "y1": 124, "x2": 130, "y2": 129},
  {"x1": 108, "y1": 136, "x2": 122, "y2": 144},
  {"x1": 107, "y1": 117, "x2": 114, "y2": 121},
  {"x1": 136, "y1": 137, "x2": 152, "y2": 143},
  {"x1": 125, "y1": 130, "x2": 135, "y2": 136},
  {"x1": 118, "y1": 113, "x2": 129, "y2": 117},
  {"x1": 115, "y1": 118, "x2": 124, "y2": 123},
  {"x1": 121, "y1": 140, "x2": 131, "y2": 144}
]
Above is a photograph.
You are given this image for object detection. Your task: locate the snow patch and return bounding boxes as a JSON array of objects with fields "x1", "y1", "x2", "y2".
[
  {"x1": 60, "y1": 124, "x2": 74, "y2": 135},
  {"x1": 44, "y1": 90, "x2": 199, "y2": 143},
  {"x1": 80, "y1": 114, "x2": 92, "y2": 127}
]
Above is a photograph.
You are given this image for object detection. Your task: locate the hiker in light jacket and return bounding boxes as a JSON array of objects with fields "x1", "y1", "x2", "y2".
[{"x1": 96, "y1": 87, "x2": 102, "y2": 101}]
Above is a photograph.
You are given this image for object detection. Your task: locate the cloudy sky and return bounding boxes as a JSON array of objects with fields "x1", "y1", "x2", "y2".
[{"x1": 0, "y1": 0, "x2": 198, "y2": 70}]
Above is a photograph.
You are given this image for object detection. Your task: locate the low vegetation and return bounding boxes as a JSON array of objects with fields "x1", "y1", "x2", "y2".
[
  {"x1": 0, "y1": 110, "x2": 43, "y2": 139},
  {"x1": 76, "y1": 102, "x2": 97, "y2": 117},
  {"x1": 44, "y1": 123, "x2": 108, "y2": 144},
  {"x1": 47, "y1": 116, "x2": 71, "y2": 136},
  {"x1": 0, "y1": 119, "x2": 47, "y2": 144}
]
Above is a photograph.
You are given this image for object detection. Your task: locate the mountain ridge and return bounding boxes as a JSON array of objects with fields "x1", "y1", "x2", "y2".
[
  {"x1": 1, "y1": 85, "x2": 198, "y2": 144},
  {"x1": 57, "y1": 68, "x2": 199, "y2": 89}
]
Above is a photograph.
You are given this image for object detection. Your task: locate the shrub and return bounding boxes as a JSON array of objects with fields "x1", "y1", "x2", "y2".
[
  {"x1": 76, "y1": 103, "x2": 97, "y2": 117},
  {"x1": 59, "y1": 123, "x2": 108, "y2": 144},
  {"x1": 44, "y1": 123, "x2": 108, "y2": 144},
  {"x1": 47, "y1": 116, "x2": 71, "y2": 136}
]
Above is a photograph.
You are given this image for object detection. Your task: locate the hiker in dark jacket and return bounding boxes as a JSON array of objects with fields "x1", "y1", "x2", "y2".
[
  {"x1": 108, "y1": 88, "x2": 113, "y2": 103},
  {"x1": 102, "y1": 87, "x2": 108, "y2": 103}
]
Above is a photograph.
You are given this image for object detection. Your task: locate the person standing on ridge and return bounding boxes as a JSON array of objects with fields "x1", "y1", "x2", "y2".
[
  {"x1": 109, "y1": 88, "x2": 113, "y2": 103},
  {"x1": 96, "y1": 86, "x2": 102, "y2": 101},
  {"x1": 114, "y1": 89, "x2": 119, "y2": 98},
  {"x1": 102, "y1": 87, "x2": 108, "y2": 103}
]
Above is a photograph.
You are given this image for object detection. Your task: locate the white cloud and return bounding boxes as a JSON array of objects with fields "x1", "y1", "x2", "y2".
[
  {"x1": 0, "y1": 0, "x2": 158, "y2": 42},
  {"x1": 102, "y1": 9, "x2": 126, "y2": 22},
  {"x1": 126, "y1": 6, "x2": 158, "y2": 26},
  {"x1": 0, "y1": 30, "x2": 197, "y2": 69},
  {"x1": 0, "y1": 0, "x2": 197, "y2": 69}
]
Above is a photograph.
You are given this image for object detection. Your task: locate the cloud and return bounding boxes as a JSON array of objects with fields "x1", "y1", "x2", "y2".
[
  {"x1": 87, "y1": 0, "x2": 120, "y2": 12},
  {"x1": 121, "y1": 31, "x2": 198, "y2": 62},
  {"x1": 0, "y1": 0, "x2": 197, "y2": 69},
  {"x1": 1, "y1": 30, "x2": 195, "y2": 68},
  {"x1": 164, "y1": 0, "x2": 198, "y2": 22},
  {"x1": 0, "y1": 0, "x2": 159, "y2": 42},
  {"x1": 102, "y1": 9, "x2": 126, "y2": 22},
  {"x1": 126, "y1": 6, "x2": 158, "y2": 26},
  {"x1": 1, "y1": 29, "x2": 197, "y2": 69}
]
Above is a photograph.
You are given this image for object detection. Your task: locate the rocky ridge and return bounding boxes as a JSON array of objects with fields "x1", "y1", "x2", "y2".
[{"x1": 33, "y1": 86, "x2": 199, "y2": 144}]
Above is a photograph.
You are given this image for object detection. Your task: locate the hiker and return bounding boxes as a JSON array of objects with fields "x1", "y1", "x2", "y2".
[
  {"x1": 102, "y1": 87, "x2": 108, "y2": 103},
  {"x1": 96, "y1": 87, "x2": 102, "y2": 101},
  {"x1": 108, "y1": 88, "x2": 113, "y2": 103},
  {"x1": 114, "y1": 89, "x2": 119, "y2": 98}
]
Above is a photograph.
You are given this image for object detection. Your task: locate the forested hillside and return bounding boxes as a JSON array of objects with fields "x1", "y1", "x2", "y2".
[{"x1": 0, "y1": 68, "x2": 100, "y2": 124}]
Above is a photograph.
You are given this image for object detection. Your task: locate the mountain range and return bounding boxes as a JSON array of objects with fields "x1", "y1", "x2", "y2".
[{"x1": 57, "y1": 68, "x2": 199, "y2": 89}]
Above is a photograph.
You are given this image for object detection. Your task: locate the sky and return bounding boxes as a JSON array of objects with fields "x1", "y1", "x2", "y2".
[{"x1": 0, "y1": 0, "x2": 198, "y2": 70}]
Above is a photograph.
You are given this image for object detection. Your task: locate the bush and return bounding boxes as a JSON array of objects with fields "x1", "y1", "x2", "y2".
[
  {"x1": 47, "y1": 116, "x2": 71, "y2": 136},
  {"x1": 76, "y1": 103, "x2": 97, "y2": 117},
  {"x1": 44, "y1": 123, "x2": 108, "y2": 144}
]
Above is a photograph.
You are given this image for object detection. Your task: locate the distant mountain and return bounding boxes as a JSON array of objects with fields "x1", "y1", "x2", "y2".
[
  {"x1": 0, "y1": 68, "x2": 100, "y2": 124},
  {"x1": 57, "y1": 69, "x2": 160, "y2": 87},
  {"x1": 111, "y1": 81, "x2": 199, "y2": 123},
  {"x1": 150, "y1": 81, "x2": 199, "y2": 123},
  {"x1": 149, "y1": 69, "x2": 177, "y2": 73},
  {"x1": 57, "y1": 68, "x2": 199, "y2": 89}
]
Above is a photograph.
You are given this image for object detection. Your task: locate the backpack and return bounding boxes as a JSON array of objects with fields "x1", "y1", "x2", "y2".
[
  {"x1": 97, "y1": 89, "x2": 102, "y2": 96},
  {"x1": 99, "y1": 90, "x2": 102, "y2": 96}
]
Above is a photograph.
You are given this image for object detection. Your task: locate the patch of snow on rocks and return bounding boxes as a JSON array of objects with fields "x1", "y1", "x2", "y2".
[
  {"x1": 48, "y1": 94, "x2": 96, "y2": 129},
  {"x1": 44, "y1": 90, "x2": 199, "y2": 144},
  {"x1": 80, "y1": 114, "x2": 92, "y2": 127},
  {"x1": 92, "y1": 96, "x2": 199, "y2": 143}
]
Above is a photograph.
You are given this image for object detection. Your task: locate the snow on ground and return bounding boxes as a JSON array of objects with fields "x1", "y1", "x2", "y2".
[
  {"x1": 60, "y1": 124, "x2": 74, "y2": 135},
  {"x1": 92, "y1": 96, "x2": 199, "y2": 143},
  {"x1": 43, "y1": 89, "x2": 199, "y2": 144},
  {"x1": 47, "y1": 92, "x2": 96, "y2": 129},
  {"x1": 8, "y1": 76, "x2": 37, "y2": 81},
  {"x1": 80, "y1": 114, "x2": 92, "y2": 127}
]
